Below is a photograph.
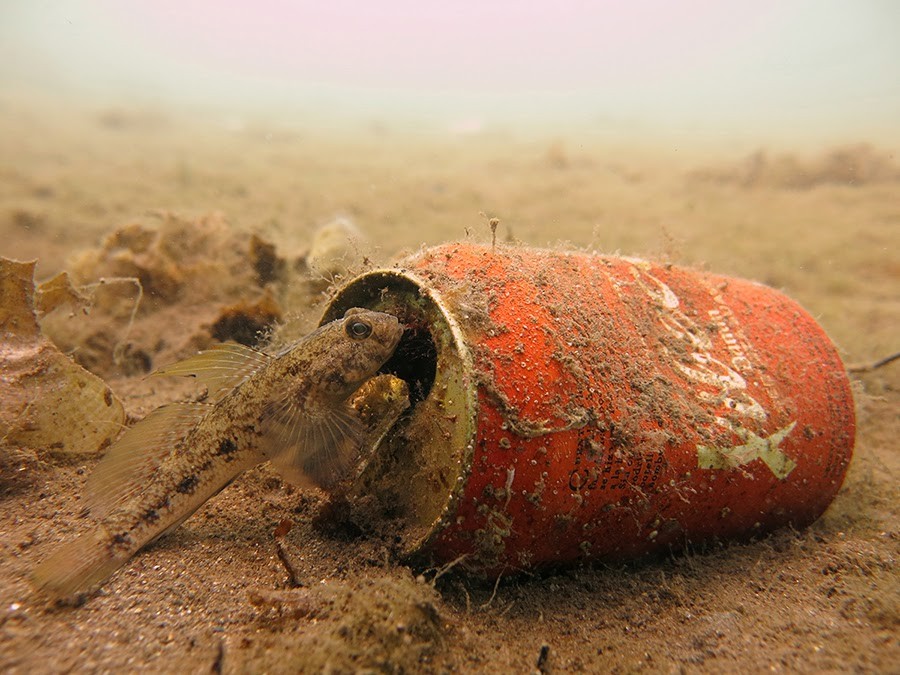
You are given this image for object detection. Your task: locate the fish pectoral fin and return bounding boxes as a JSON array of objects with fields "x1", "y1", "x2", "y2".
[
  {"x1": 153, "y1": 342, "x2": 271, "y2": 401},
  {"x1": 261, "y1": 404, "x2": 364, "y2": 491},
  {"x1": 85, "y1": 402, "x2": 211, "y2": 518}
]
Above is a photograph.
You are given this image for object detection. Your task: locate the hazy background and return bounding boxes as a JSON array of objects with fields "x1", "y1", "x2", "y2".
[
  {"x1": 1, "y1": 0, "x2": 898, "y2": 145},
  {"x1": 1, "y1": 8, "x2": 898, "y2": 672}
]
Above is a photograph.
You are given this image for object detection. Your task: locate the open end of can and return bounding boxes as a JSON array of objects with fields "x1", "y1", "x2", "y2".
[{"x1": 320, "y1": 269, "x2": 476, "y2": 557}]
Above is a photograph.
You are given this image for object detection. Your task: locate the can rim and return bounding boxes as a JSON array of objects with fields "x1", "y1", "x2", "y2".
[{"x1": 321, "y1": 266, "x2": 479, "y2": 560}]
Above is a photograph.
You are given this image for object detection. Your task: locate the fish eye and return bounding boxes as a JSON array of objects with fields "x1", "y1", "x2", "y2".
[{"x1": 346, "y1": 320, "x2": 372, "y2": 339}]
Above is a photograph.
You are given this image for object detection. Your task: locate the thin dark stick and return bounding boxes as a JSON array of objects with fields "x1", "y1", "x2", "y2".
[
  {"x1": 275, "y1": 539, "x2": 303, "y2": 588},
  {"x1": 211, "y1": 638, "x2": 225, "y2": 674},
  {"x1": 847, "y1": 350, "x2": 900, "y2": 373},
  {"x1": 536, "y1": 643, "x2": 550, "y2": 673},
  {"x1": 272, "y1": 519, "x2": 302, "y2": 588}
]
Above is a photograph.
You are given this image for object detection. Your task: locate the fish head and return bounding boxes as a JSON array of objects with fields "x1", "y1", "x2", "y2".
[
  {"x1": 258, "y1": 308, "x2": 403, "y2": 485},
  {"x1": 269, "y1": 307, "x2": 403, "y2": 407},
  {"x1": 338, "y1": 307, "x2": 403, "y2": 380}
]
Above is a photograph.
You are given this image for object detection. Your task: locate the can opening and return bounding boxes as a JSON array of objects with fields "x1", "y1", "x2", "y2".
[
  {"x1": 380, "y1": 326, "x2": 437, "y2": 407},
  {"x1": 320, "y1": 269, "x2": 475, "y2": 554}
]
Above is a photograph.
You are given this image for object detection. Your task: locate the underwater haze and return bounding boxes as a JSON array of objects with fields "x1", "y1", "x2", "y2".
[
  {"x1": 2, "y1": 0, "x2": 899, "y2": 145},
  {"x1": 2, "y1": 2, "x2": 899, "y2": 674}
]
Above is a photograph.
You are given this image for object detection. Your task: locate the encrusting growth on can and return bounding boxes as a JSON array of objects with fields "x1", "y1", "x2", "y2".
[
  {"x1": 32, "y1": 308, "x2": 406, "y2": 599},
  {"x1": 320, "y1": 243, "x2": 855, "y2": 575}
]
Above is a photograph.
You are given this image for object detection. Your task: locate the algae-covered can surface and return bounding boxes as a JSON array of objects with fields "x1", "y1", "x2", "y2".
[{"x1": 322, "y1": 243, "x2": 855, "y2": 574}]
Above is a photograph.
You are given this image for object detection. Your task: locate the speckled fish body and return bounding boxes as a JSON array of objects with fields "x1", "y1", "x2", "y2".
[{"x1": 32, "y1": 308, "x2": 403, "y2": 598}]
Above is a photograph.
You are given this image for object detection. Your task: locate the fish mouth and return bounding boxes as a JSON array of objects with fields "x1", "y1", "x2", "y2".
[{"x1": 375, "y1": 313, "x2": 404, "y2": 359}]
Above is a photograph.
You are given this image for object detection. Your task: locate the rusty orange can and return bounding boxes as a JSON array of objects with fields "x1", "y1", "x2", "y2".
[{"x1": 322, "y1": 243, "x2": 855, "y2": 574}]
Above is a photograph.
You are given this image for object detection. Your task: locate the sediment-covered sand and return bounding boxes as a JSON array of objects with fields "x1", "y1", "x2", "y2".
[{"x1": 1, "y1": 94, "x2": 897, "y2": 673}]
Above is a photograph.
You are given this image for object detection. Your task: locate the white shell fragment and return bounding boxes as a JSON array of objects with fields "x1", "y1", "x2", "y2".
[{"x1": 0, "y1": 258, "x2": 125, "y2": 458}]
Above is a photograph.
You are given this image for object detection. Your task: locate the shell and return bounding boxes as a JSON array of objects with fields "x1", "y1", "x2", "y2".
[{"x1": 306, "y1": 217, "x2": 367, "y2": 281}]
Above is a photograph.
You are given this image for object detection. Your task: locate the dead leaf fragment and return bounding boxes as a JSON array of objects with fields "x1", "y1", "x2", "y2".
[
  {"x1": 34, "y1": 271, "x2": 91, "y2": 317},
  {"x1": 0, "y1": 258, "x2": 125, "y2": 461}
]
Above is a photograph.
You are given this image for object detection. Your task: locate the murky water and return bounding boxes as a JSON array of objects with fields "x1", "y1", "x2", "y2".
[{"x1": 2, "y1": 3, "x2": 898, "y2": 672}]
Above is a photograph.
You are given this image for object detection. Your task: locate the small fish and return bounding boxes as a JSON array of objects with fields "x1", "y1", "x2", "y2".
[{"x1": 32, "y1": 308, "x2": 404, "y2": 599}]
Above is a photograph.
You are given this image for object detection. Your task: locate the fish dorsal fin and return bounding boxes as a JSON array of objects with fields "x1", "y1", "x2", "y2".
[
  {"x1": 257, "y1": 401, "x2": 364, "y2": 491},
  {"x1": 153, "y1": 342, "x2": 271, "y2": 401},
  {"x1": 85, "y1": 402, "x2": 211, "y2": 517}
]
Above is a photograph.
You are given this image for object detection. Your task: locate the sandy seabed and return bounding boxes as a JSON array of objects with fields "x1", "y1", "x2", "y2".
[{"x1": 1, "y1": 93, "x2": 897, "y2": 673}]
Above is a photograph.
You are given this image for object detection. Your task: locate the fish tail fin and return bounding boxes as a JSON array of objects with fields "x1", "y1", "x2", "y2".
[{"x1": 31, "y1": 529, "x2": 125, "y2": 600}]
